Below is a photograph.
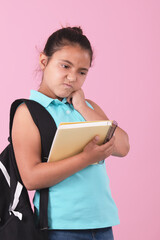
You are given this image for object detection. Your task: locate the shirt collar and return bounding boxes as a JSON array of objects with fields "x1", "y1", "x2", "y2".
[{"x1": 29, "y1": 90, "x2": 68, "y2": 108}]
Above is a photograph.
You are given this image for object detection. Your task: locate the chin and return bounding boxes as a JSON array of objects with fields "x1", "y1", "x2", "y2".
[
  {"x1": 56, "y1": 93, "x2": 68, "y2": 100},
  {"x1": 56, "y1": 91, "x2": 72, "y2": 99}
]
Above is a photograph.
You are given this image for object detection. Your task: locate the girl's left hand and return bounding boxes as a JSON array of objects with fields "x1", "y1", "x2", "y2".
[{"x1": 67, "y1": 89, "x2": 87, "y2": 111}]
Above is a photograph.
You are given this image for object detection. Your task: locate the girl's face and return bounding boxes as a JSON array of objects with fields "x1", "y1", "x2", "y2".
[{"x1": 39, "y1": 44, "x2": 91, "y2": 100}]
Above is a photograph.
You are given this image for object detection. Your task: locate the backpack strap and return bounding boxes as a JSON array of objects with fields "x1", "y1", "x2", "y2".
[{"x1": 9, "y1": 98, "x2": 57, "y2": 230}]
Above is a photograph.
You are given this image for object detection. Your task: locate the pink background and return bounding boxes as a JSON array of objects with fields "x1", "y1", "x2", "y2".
[{"x1": 0, "y1": 0, "x2": 160, "y2": 239}]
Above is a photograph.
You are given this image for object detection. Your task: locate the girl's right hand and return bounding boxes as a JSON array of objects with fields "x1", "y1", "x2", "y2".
[{"x1": 83, "y1": 135, "x2": 115, "y2": 165}]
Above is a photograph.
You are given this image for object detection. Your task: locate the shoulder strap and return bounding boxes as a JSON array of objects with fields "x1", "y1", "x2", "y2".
[{"x1": 9, "y1": 98, "x2": 57, "y2": 230}]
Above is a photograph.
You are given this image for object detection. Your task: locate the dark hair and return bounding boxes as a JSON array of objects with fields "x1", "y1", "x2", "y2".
[{"x1": 43, "y1": 26, "x2": 94, "y2": 67}]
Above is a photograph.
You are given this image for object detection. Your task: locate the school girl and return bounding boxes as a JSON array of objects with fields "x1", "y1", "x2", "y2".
[{"x1": 12, "y1": 26, "x2": 130, "y2": 240}]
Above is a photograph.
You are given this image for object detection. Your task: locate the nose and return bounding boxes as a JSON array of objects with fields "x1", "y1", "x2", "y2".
[{"x1": 67, "y1": 74, "x2": 77, "y2": 82}]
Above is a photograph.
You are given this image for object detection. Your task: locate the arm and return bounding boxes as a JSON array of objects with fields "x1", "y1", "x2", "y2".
[
  {"x1": 75, "y1": 98, "x2": 130, "y2": 157},
  {"x1": 12, "y1": 103, "x2": 115, "y2": 190},
  {"x1": 83, "y1": 99, "x2": 130, "y2": 157}
]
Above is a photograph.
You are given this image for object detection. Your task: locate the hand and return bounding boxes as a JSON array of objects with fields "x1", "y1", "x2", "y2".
[
  {"x1": 83, "y1": 135, "x2": 115, "y2": 165},
  {"x1": 67, "y1": 89, "x2": 87, "y2": 111}
]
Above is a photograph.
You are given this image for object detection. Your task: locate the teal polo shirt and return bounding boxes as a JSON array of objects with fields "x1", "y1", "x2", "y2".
[{"x1": 29, "y1": 89, "x2": 120, "y2": 229}]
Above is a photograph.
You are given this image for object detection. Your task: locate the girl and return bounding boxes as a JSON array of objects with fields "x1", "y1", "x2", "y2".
[{"x1": 12, "y1": 26, "x2": 130, "y2": 240}]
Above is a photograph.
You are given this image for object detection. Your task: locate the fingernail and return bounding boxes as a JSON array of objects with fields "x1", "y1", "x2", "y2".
[{"x1": 95, "y1": 136, "x2": 99, "y2": 141}]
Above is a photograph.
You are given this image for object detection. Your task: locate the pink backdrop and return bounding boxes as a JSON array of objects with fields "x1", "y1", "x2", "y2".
[{"x1": 0, "y1": 0, "x2": 160, "y2": 239}]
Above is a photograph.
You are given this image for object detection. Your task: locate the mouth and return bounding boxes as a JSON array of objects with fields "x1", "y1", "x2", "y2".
[{"x1": 63, "y1": 83, "x2": 72, "y2": 88}]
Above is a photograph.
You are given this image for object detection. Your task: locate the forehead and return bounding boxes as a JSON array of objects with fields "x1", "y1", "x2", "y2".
[{"x1": 52, "y1": 45, "x2": 91, "y2": 67}]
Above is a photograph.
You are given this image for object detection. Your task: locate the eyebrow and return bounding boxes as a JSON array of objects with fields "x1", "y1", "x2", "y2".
[{"x1": 59, "y1": 59, "x2": 89, "y2": 71}]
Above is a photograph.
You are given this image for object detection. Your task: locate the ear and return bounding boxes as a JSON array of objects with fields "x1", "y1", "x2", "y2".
[{"x1": 39, "y1": 52, "x2": 48, "y2": 70}]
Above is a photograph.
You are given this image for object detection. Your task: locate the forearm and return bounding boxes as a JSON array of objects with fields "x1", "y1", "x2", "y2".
[
  {"x1": 111, "y1": 126, "x2": 130, "y2": 157},
  {"x1": 77, "y1": 103, "x2": 106, "y2": 121},
  {"x1": 27, "y1": 152, "x2": 89, "y2": 190}
]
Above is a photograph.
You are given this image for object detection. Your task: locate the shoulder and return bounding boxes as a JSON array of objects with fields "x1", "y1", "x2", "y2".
[
  {"x1": 14, "y1": 102, "x2": 29, "y2": 116},
  {"x1": 85, "y1": 99, "x2": 109, "y2": 120},
  {"x1": 12, "y1": 103, "x2": 33, "y2": 127},
  {"x1": 12, "y1": 102, "x2": 40, "y2": 139}
]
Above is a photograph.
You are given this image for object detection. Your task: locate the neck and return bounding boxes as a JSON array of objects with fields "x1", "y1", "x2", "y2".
[{"x1": 38, "y1": 86, "x2": 63, "y2": 101}]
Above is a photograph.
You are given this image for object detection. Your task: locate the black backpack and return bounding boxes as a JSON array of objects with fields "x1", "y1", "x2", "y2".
[{"x1": 0, "y1": 99, "x2": 57, "y2": 240}]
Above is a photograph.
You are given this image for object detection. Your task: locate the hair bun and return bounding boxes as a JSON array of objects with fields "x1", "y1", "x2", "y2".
[{"x1": 72, "y1": 26, "x2": 83, "y2": 35}]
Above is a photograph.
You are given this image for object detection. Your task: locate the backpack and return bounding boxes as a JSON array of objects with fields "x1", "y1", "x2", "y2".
[{"x1": 0, "y1": 98, "x2": 57, "y2": 239}]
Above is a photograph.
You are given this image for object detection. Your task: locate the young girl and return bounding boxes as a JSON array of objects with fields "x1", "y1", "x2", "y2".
[{"x1": 12, "y1": 26, "x2": 130, "y2": 240}]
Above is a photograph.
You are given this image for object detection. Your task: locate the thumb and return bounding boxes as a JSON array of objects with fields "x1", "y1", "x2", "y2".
[
  {"x1": 84, "y1": 135, "x2": 99, "y2": 151},
  {"x1": 92, "y1": 135, "x2": 100, "y2": 143}
]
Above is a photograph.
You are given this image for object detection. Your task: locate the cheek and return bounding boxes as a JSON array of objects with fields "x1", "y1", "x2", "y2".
[
  {"x1": 74, "y1": 81, "x2": 85, "y2": 91},
  {"x1": 78, "y1": 77, "x2": 86, "y2": 86},
  {"x1": 45, "y1": 69, "x2": 64, "y2": 83},
  {"x1": 56, "y1": 71, "x2": 67, "y2": 81}
]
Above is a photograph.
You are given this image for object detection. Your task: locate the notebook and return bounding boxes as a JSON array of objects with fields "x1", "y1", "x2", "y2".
[{"x1": 48, "y1": 120, "x2": 118, "y2": 164}]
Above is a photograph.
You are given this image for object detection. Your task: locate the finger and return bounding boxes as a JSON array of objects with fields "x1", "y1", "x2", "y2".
[
  {"x1": 83, "y1": 135, "x2": 99, "y2": 152},
  {"x1": 105, "y1": 135, "x2": 115, "y2": 145},
  {"x1": 93, "y1": 135, "x2": 100, "y2": 143},
  {"x1": 104, "y1": 145, "x2": 114, "y2": 155},
  {"x1": 67, "y1": 94, "x2": 73, "y2": 104},
  {"x1": 103, "y1": 147, "x2": 114, "y2": 159},
  {"x1": 99, "y1": 136, "x2": 115, "y2": 151},
  {"x1": 89, "y1": 135, "x2": 99, "y2": 145}
]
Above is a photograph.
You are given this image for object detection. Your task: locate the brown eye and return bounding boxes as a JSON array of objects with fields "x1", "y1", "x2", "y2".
[
  {"x1": 80, "y1": 72, "x2": 86, "y2": 75},
  {"x1": 61, "y1": 64, "x2": 69, "y2": 68}
]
